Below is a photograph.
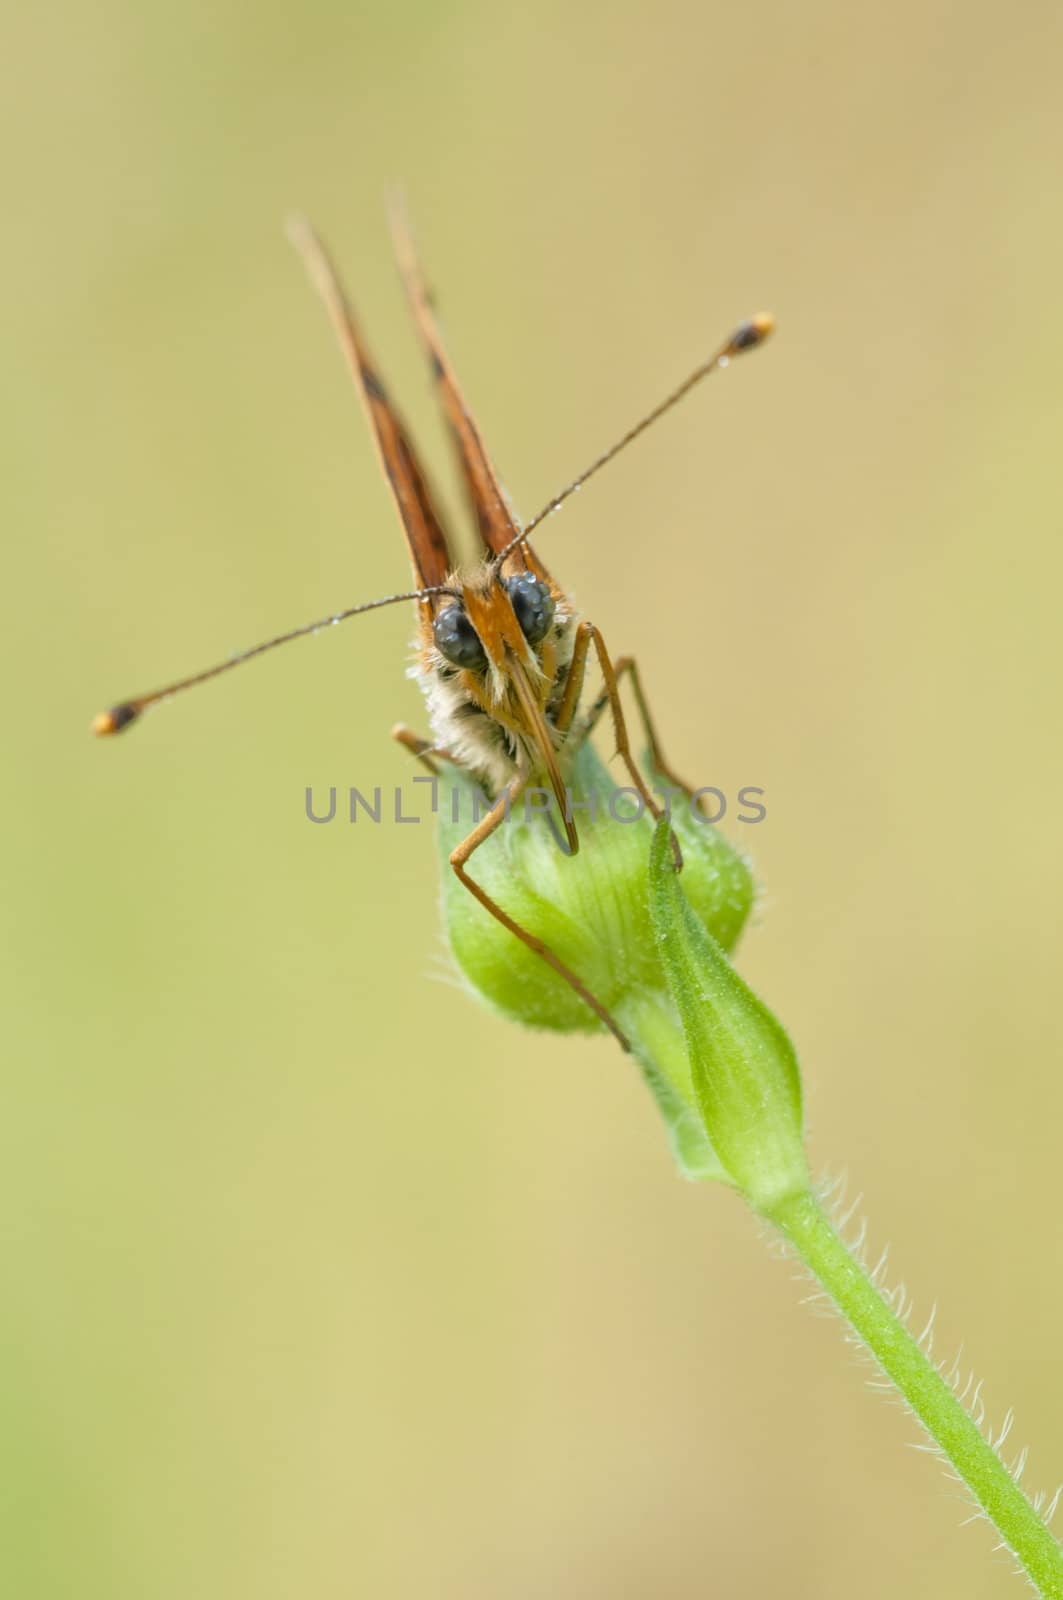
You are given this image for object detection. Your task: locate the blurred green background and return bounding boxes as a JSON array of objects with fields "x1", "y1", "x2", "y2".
[{"x1": 6, "y1": 0, "x2": 1063, "y2": 1594}]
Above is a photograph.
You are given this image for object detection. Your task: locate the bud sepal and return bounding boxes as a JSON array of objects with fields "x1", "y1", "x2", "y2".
[{"x1": 647, "y1": 817, "x2": 808, "y2": 1209}]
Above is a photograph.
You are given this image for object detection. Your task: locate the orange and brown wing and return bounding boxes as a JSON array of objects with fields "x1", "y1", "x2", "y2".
[
  {"x1": 386, "y1": 197, "x2": 537, "y2": 575},
  {"x1": 287, "y1": 216, "x2": 453, "y2": 605}
]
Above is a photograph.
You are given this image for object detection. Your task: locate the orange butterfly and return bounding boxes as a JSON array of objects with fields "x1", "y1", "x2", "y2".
[{"x1": 95, "y1": 203, "x2": 772, "y2": 1049}]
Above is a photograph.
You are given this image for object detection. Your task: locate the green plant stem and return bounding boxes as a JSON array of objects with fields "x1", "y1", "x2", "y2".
[{"x1": 766, "y1": 1189, "x2": 1063, "y2": 1598}]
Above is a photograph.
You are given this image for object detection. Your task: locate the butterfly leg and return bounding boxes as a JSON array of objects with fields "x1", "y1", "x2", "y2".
[
  {"x1": 557, "y1": 624, "x2": 681, "y2": 867},
  {"x1": 391, "y1": 722, "x2": 463, "y2": 776},
  {"x1": 393, "y1": 726, "x2": 630, "y2": 1049},
  {"x1": 579, "y1": 655, "x2": 719, "y2": 820},
  {"x1": 449, "y1": 767, "x2": 631, "y2": 1052}
]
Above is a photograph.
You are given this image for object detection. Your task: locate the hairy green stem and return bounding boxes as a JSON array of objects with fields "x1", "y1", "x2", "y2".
[{"x1": 766, "y1": 1190, "x2": 1063, "y2": 1597}]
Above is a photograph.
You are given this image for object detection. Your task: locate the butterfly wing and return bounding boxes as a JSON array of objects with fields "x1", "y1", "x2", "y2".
[
  {"x1": 387, "y1": 197, "x2": 545, "y2": 578},
  {"x1": 288, "y1": 217, "x2": 453, "y2": 609}
]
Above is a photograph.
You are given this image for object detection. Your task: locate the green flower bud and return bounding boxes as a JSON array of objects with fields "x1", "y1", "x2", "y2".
[
  {"x1": 437, "y1": 742, "x2": 751, "y2": 1025},
  {"x1": 435, "y1": 741, "x2": 759, "y2": 1181},
  {"x1": 648, "y1": 818, "x2": 808, "y2": 1209}
]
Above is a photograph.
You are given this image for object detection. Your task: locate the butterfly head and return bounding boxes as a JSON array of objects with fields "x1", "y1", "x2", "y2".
[{"x1": 431, "y1": 565, "x2": 560, "y2": 693}]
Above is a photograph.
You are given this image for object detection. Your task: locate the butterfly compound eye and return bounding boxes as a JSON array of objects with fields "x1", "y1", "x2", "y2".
[
  {"x1": 433, "y1": 604, "x2": 488, "y2": 669},
  {"x1": 505, "y1": 574, "x2": 556, "y2": 647}
]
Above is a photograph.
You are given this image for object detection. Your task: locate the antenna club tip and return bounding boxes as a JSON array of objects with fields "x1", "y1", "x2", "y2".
[
  {"x1": 728, "y1": 312, "x2": 775, "y2": 355},
  {"x1": 93, "y1": 703, "x2": 139, "y2": 737}
]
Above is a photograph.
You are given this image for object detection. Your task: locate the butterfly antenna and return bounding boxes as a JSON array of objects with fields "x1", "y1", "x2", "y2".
[
  {"x1": 92, "y1": 584, "x2": 454, "y2": 735},
  {"x1": 495, "y1": 312, "x2": 774, "y2": 563}
]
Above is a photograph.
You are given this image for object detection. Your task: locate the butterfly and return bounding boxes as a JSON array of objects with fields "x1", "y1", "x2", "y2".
[{"x1": 94, "y1": 201, "x2": 772, "y2": 1051}]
